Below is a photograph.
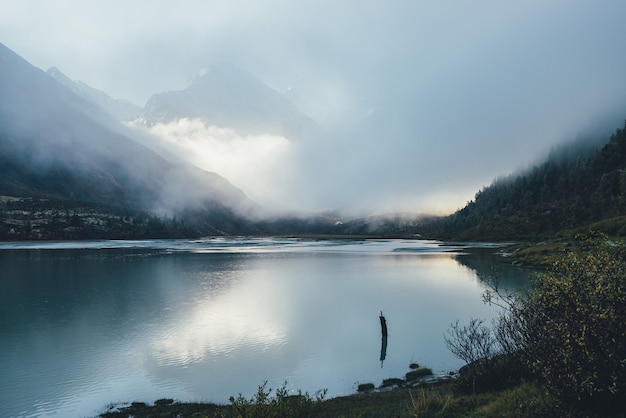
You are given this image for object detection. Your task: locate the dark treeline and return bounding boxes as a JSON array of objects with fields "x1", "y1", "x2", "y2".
[
  {"x1": 0, "y1": 197, "x2": 202, "y2": 240},
  {"x1": 421, "y1": 120, "x2": 626, "y2": 240}
]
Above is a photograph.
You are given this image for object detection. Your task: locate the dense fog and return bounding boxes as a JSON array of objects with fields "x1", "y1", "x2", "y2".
[{"x1": 3, "y1": 1, "x2": 626, "y2": 215}]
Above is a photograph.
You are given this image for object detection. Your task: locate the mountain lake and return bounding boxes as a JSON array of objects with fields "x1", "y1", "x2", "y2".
[{"x1": 0, "y1": 238, "x2": 533, "y2": 417}]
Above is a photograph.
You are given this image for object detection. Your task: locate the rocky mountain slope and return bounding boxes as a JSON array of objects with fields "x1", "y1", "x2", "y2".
[{"x1": 46, "y1": 66, "x2": 141, "y2": 121}]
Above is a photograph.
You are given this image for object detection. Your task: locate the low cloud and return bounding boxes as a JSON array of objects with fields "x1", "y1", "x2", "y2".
[
  {"x1": 130, "y1": 118, "x2": 295, "y2": 211},
  {"x1": 6, "y1": 1, "x2": 626, "y2": 215}
]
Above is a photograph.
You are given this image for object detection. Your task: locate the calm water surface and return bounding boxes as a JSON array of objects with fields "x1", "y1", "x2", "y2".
[{"x1": 0, "y1": 238, "x2": 531, "y2": 417}]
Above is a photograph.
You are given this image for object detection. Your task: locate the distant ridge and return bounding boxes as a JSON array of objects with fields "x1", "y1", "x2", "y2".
[
  {"x1": 139, "y1": 63, "x2": 321, "y2": 138},
  {"x1": 420, "y1": 120, "x2": 626, "y2": 240}
]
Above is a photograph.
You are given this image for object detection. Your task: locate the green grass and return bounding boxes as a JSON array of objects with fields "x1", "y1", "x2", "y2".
[
  {"x1": 503, "y1": 240, "x2": 572, "y2": 268},
  {"x1": 101, "y1": 379, "x2": 587, "y2": 418}
]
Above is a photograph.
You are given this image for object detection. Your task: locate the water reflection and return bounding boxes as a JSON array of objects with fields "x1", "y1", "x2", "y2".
[
  {"x1": 454, "y1": 248, "x2": 534, "y2": 293},
  {"x1": 148, "y1": 270, "x2": 288, "y2": 366},
  {"x1": 0, "y1": 240, "x2": 534, "y2": 417}
]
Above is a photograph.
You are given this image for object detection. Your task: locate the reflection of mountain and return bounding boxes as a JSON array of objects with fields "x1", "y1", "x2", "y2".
[
  {"x1": 0, "y1": 42, "x2": 259, "y2": 238},
  {"x1": 139, "y1": 63, "x2": 322, "y2": 139},
  {"x1": 454, "y1": 249, "x2": 534, "y2": 291}
]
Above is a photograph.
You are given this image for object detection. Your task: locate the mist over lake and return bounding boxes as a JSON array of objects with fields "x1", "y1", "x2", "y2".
[{"x1": 0, "y1": 238, "x2": 531, "y2": 417}]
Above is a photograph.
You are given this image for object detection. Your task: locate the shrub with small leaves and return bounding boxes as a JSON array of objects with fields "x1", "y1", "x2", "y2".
[
  {"x1": 229, "y1": 381, "x2": 326, "y2": 418},
  {"x1": 506, "y1": 234, "x2": 626, "y2": 412}
]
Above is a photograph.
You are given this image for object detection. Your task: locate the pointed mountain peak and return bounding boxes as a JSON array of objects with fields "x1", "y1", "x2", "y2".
[{"x1": 141, "y1": 63, "x2": 321, "y2": 138}]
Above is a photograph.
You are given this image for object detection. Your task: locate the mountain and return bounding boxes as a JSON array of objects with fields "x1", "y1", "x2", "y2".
[
  {"x1": 420, "y1": 121, "x2": 626, "y2": 240},
  {"x1": 46, "y1": 66, "x2": 141, "y2": 121},
  {"x1": 139, "y1": 63, "x2": 321, "y2": 138},
  {"x1": 0, "y1": 42, "x2": 260, "y2": 239},
  {"x1": 283, "y1": 86, "x2": 323, "y2": 124}
]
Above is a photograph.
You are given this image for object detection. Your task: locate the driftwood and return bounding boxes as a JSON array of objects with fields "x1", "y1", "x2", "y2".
[
  {"x1": 379, "y1": 311, "x2": 388, "y2": 367},
  {"x1": 379, "y1": 311, "x2": 388, "y2": 336}
]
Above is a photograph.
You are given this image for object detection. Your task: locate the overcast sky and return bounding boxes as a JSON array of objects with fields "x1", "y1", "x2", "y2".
[{"x1": 2, "y1": 1, "x2": 626, "y2": 215}]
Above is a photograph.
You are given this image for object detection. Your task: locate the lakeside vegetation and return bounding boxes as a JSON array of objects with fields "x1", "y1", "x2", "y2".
[{"x1": 99, "y1": 382, "x2": 561, "y2": 417}]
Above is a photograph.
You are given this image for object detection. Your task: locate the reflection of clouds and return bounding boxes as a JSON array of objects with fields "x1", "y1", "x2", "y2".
[
  {"x1": 140, "y1": 251, "x2": 498, "y2": 399},
  {"x1": 148, "y1": 272, "x2": 287, "y2": 366}
]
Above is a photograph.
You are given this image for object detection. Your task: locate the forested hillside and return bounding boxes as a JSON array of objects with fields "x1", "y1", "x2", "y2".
[{"x1": 422, "y1": 121, "x2": 626, "y2": 240}]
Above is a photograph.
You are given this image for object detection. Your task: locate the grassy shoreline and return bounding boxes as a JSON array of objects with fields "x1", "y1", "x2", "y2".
[{"x1": 100, "y1": 377, "x2": 574, "y2": 417}]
